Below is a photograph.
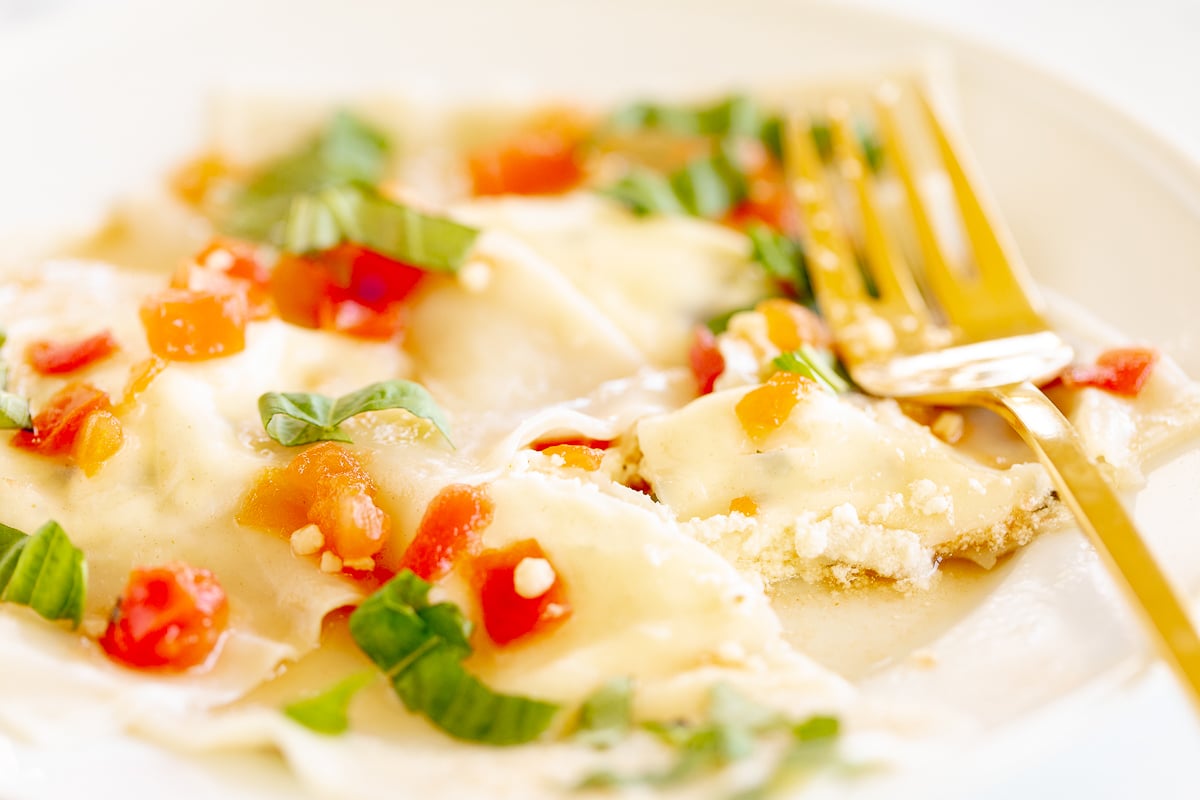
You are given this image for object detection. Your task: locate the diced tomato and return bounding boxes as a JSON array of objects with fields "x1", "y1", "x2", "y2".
[
  {"x1": 99, "y1": 562, "x2": 229, "y2": 671},
  {"x1": 73, "y1": 409, "x2": 123, "y2": 476},
  {"x1": 1062, "y1": 347, "x2": 1159, "y2": 397},
  {"x1": 735, "y1": 371, "x2": 815, "y2": 443},
  {"x1": 725, "y1": 155, "x2": 799, "y2": 235},
  {"x1": 756, "y1": 298, "x2": 831, "y2": 352},
  {"x1": 11, "y1": 382, "x2": 112, "y2": 457},
  {"x1": 139, "y1": 288, "x2": 247, "y2": 361},
  {"x1": 541, "y1": 444, "x2": 605, "y2": 471},
  {"x1": 467, "y1": 116, "x2": 585, "y2": 197},
  {"x1": 271, "y1": 245, "x2": 424, "y2": 340},
  {"x1": 398, "y1": 484, "x2": 495, "y2": 582},
  {"x1": 175, "y1": 239, "x2": 275, "y2": 320},
  {"x1": 116, "y1": 356, "x2": 167, "y2": 413},
  {"x1": 237, "y1": 443, "x2": 391, "y2": 563},
  {"x1": 26, "y1": 330, "x2": 119, "y2": 376},
  {"x1": 689, "y1": 325, "x2": 726, "y2": 395},
  {"x1": 530, "y1": 436, "x2": 613, "y2": 452},
  {"x1": 473, "y1": 539, "x2": 571, "y2": 646},
  {"x1": 729, "y1": 495, "x2": 758, "y2": 516}
]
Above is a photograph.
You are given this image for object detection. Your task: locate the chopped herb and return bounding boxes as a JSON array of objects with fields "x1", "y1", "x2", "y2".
[
  {"x1": 225, "y1": 111, "x2": 390, "y2": 242},
  {"x1": 259, "y1": 379, "x2": 452, "y2": 448},
  {"x1": 350, "y1": 570, "x2": 559, "y2": 745},
  {"x1": 0, "y1": 520, "x2": 87, "y2": 628},
  {"x1": 577, "y1": 683, "x2": 839, "y2": 794},
  {"x1": 728, "y1": 716, "x2": 841, "y2": 800},
  {"x1": 603, "y1": 140, "x2": 747, "y2": 220},
  {"x1": 705, "y1": 306, "x2": 754, "y2": 336},
  {"x1": 0, "y1": 331, "x2": 32, "y2": 431},
  {"x1": 746, "y1": 223, "x2": 811, "y2": 303},
  {"x1": 284, "y1": 672, "x2": 375, "y2": 735},
  {"x1": 607, "y1": 94, "x2": 764, "y2": 140},
  {"x1": 278, "y1": 184, "x2": 479, "y2": 274},
  {"x1": 772, "y1": 345, "x2": 851, "y2": 393},
  {"x1": 857, "y1": 123, "x2": 885, "y2": 173},
  {"x1": 809, "y1": 117, "x2": 834, "y2": 162},
  {"x1": 571, "y1": 677, "x2": 634, "y2": 749}
]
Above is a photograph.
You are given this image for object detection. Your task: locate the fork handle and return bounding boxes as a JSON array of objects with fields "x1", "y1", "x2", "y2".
[{"x1": 981, "y1": 381, "x2": 1200, "y2": 708}]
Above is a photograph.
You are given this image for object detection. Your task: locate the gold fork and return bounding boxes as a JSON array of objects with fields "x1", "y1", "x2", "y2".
[{"x1": 782, "y1": 82, "x2": 1200, "y2": 707}]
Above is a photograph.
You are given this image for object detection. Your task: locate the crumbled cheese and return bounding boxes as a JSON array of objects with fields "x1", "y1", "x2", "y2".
[
  {"x1": 343, "y1": 556, "x2": 375, "y2": 572},
  {"x1": 930, "y1": 410, "x2": 965, "y2": 444},
  {"x1": 289, "y1": 524, "x2": 324, "y2": 556},
  {"x1": 513, "y1": 557, "x2": 556, "y2": 599},
  {"x1": 319, "y1": 552, "x2": 343, "y2": 574},
  {"x1": 909, "y1": 479, "x2": 953, "y2": 519}
]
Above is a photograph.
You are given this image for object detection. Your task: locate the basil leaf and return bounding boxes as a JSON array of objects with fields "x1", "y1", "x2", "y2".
[
  {"x1": 226, "y1": 111, "x2": 390, "y2": 242},
  {"x1": 746, "y1": 222, "x2": 811, "y2": 303},
  {"x1": 259, "y1": 380, "x2": 452, "y2": 447},
  {"x1": 602, "y1": 141, "x2": 747, "y2": 220},
  {"x1": 0, "y1": 339, "x2": 33, "y2": 431},
  {"x1": 0, "y1": 521, "x2": 87, "y2": 628},
  {"x1": 277, "y1": 185, "x2": 479, "y2": 275},
  {"x1": 810, "y1": 117, "x2": 834, "y2": 162},
  {"x1": 284, "y1": 672, "x2": 375, "y2": 735},
  {"x1": 670, "y1": 140, "x2": 747, "y2": 218},
  {"x1": 857, "y1": 123, "x2": 885, "y2": 174},
  {"x1": 772, "y1": 345, "x2": 850, "y2": 393},
  {"x1": 349, "y1": 570, "x2": 559, "y2": 746},
  {"x1": 608, "y1": 94, "x2": 764, "y2": 140},
  {"x1": 571, "y1": 677, "x2": 634, "y2": 749}
]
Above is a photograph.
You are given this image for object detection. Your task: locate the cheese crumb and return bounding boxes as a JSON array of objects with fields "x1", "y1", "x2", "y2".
[
  {"x1": 290, "y1": 524, "x2": 324, "y2": 556},
  {"x1": 320, "y1": 552, "x2": 344, "y2": 574},
  {"x1": 909, "y1": 479, "x2": 952, "y2": 518},
  {"x1": 931, "y1": 410, "x2": 965, "y2": 444},
  {"x1": 513, "y1": 557, "x2": 556, "y2": 599},
  {"x1": 343, "y1": 556, "x2": 376, "y2": 572}
]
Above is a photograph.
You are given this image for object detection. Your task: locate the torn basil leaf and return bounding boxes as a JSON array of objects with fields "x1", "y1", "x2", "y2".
[
  {"x1": 0, "y1": 520, "x2": 87, "y2": 628},
  {"x1": 284, "y1": 672, "x2": 375, "y2": 735},
  {"x1": 772, "y1": 345, "x2": 851, "y2": 394},
  {"x1": 571, "y1": 677, "x2": 634, "y2": 749},
  {"x1": 349, "y1": 570, "x2": 559, "y2": 746},
  {"x1": 225, "y1": 111, "x2": 390, "y2": 242},
  {"x1": 608, "y1": 94, "x2": 764, "y2": 141},
  {"x1": 602, "y1": 140, "x2": 747, "y2": 220},
  {"x1": 0, "y1": 334, "x2": 32, "y2": 431},
  {"x1": 746, "y1": 223, "x2": 811, "y2": 303},
  {"x1": 259, "y1": 379, "x2": 453, "y2": 447}
]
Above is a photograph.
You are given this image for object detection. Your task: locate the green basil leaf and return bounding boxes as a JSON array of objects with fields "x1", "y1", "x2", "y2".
[
  {"x1": 792, "y1": 715, "x2": 839, "y2": 743},
  {"x1": 772, "y1": 345, "x2": 851, "y2": 394},
  {"x1": 857, "y1": 123, "x2": 885, "y2": 174},
  {"x1": 274, "y1": 184, "x2": 479, "y2": 275},
  {"x1": 602, "y1": 141, "x2": 747, "y2": 221},
  {"x1": 607, "y1": 94, "x2": 764, "y2": 140},
  {"x1": 810, "y1": 117, "x2": 834, "y2": 162},
  {"x1": 571, "y1": 677, "x2": 634, "y2": 749},
  {"x1": 330, "y1": 380, "x2": 452, "y2": 441},
  {"x1": 0, "y1": 390, "x2": 32, "y2": 431},
  {"x1": 0, "y1": 521, "x2": 87, "y2": 628},
  {"x1": 349, "y1": 570, "x2": 559, "y2": 746},
  {"x1": 259, "y1": 380, "x2": 452, "y2": 447},
  {"x1": 746, "y1": 222, "x2": 811, "y2": 303},
  {"x1": 284, "y1": 672, "x2": 375, "y2": 735},
  {"x1": 225, "y1": 111, "x2": 390, "y2": 242}
]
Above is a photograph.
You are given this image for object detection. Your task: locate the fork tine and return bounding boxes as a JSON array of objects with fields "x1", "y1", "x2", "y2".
[
  {"x1": 827, "y1": 103, "x2": 930, "y2": 327},
  {"x1": 872, "y1": 83, "x2": 983, "y2": 336},
  {"x1": 781, "y1": 112, "x2": 868, "y2": 332},
  {"x1": 915, "y1": 86, "x2": 1047, "y2": 331}
]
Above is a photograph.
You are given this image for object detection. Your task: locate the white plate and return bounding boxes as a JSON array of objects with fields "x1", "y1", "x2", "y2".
[{"x1": 2, "y1": 0, "x2": 1199, "y2": 797}]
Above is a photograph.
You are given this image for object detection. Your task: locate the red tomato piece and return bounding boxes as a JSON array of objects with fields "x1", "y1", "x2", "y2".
[
  {"x1": 473, "y1": 539, "x2": 571, "y2": 646},
  {"x1": 99, "y1": 562, "x2": 229, "y2": 671},
  {"x1": 467, "y1": 117, "x2": 585, "y2": 197},
  {"x1": 689, "y1": 325, "x2": 726, "y2": 395},
  {"x1": 26, "y1": 330, "x2": 119, "y2": 376},
  {"x1": 1062, "y1": 347, "x2": 1159, "y2": 397},
  {"x1": 11, "y1": 382, "x2": 111, "y2": 456},
  {"x1": 399, "y1": 484, "x2": 495, "y2": 582},
  {"x1": 529, "y1": 436, "x2": 613, "y2": 452}
]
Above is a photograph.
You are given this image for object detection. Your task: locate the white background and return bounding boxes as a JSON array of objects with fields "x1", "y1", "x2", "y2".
[{"x1": 2, "y1": 0, "x2": 1199, "y2": 796}]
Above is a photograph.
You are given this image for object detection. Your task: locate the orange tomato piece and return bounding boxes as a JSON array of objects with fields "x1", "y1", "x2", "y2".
[
  {"x1": 1062, "y1": 347, "x2": 1159, "y2": 397},
  {"x1": 399, "y1": 484, "x2": 495, "y2": 582},
  {"x1": 757, "y1": 298, "x2": 831, "y2": 352},
  {"x1": 140, "y1": 288, "x2": 247, "y2": 362},
  {"x1": 541, "y1": 444, "x2": 605, "y2": 471},
  {"x1": 99, "y1": 562, "x2": 229, "y2": 671},
  {"x1": 11, "y1": 382, "x2": 112, "y2": 457},
  {"x1": 116, "y1": 356, "x2": 167, "y2": 412},
  {"x1": 26, "y1": 329, "x2": 119, "y2": 375},
  {"x1": 73, "y1": 409, "x2": 123, "y2": 476},
  {"x1": 735, "y1": 371, "x2": 814, "y2": 443},
  {"x1": 176, "y1": 239, "x2": 275, "y2": 320},
  {"x1": 688, "y1": 325, "x2": 725, "y2": 395},
  {"x1": 236, "y1": 467, "x2": 309, "y2": 535},
  {"x1": 171, "y1": 153, "x2": 230, "y2": 206},
  {"x1": 473, "y1": 539, "x2": 571, "y2": 647},
  {"x1": 467, "y1": 115, "x2": 585, "y2": 197}
]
